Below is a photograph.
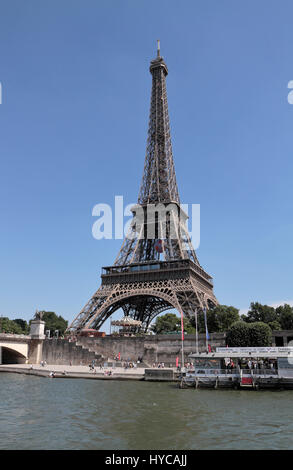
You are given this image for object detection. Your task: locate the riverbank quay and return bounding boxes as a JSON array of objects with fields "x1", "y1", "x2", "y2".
[
  {"x1": 0, "y1": 363, "x2": 145, "y2": 380},
  {"x1": 0, "y1": 364, "x2": 180, "y2": 381}
]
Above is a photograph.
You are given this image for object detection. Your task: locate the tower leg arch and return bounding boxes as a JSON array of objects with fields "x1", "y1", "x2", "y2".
[
  {"x1": 84, "y1": 287, "x2": 181, "y2": 331},
  {"x1": 68, "y1": 277, "x2": 217, "y2": 334}
]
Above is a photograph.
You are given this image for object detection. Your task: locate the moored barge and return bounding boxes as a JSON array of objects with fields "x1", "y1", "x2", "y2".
[{"x1": 180, "y1": 347, "x2": 293, "y2": 390}]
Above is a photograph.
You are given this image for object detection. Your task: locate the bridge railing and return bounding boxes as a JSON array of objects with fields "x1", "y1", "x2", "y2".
[{"x1": 0, "y1": 333, "x2": 30, "y2": 339}]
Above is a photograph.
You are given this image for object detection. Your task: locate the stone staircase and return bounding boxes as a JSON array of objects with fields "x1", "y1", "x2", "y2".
[
  {"x1": 74, "y1": 340, "x2": 104, "y2": 365},
  {"x1": 42, "y1": 338, "x2": 104, "y2": 366}
]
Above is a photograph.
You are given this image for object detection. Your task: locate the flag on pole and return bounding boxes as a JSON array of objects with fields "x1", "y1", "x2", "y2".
[
  {"x1": 180, "y1": 310, "x2": 184, "y2": 342},
  {"x1": 203, "y1": 307, "x2": 210, "y2": 340},
  {"x1": 194, "y1": 309, "x2": 199, "y2": 354},
  {"x1": 203, "y1": 307, "x2": 210, "y2": 351},
  {"x1": 180, "y1": 310, "x2": 184, "y2": 368}
]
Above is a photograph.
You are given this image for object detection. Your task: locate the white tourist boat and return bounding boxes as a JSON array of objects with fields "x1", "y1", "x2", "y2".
[{"x1": 180, "y1": 347, "x2": 293, "y2": 390}]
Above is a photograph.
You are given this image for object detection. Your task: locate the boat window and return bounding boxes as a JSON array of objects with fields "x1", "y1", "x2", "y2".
[
  {"x1": 193, "y1": 358, "x2": 221, "y2": 369},
  {"x1": 277, "y1": 358, "x2": 293, "y2": 369}
]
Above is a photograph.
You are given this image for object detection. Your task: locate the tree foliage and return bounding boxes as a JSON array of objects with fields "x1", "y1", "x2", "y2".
[
  {"x1": 0, "y1": 312, "x2": 68, "y2": 336},
  {"x1": 151, "y1": 313, "x2": 179, "y2": 334},
  {"x1": 226, "y1": 321, "x2": 272, "y2": 347},
  {"x1": 151, "y1": 306, "x2": 240, "y2": 335},
  {"x1": 242, "y1": 302, "x2": 293, "y2": 331},
  {"x1": 206, "y1": 305, "x2": 240, "y2": 333},
  {"x1": 0, "y1": 317, "x2": 24, "y2": 334},
  {"x1": 42, "y1": 311, "x2": 68, "y2": 335},
  {"x1": 267, "y1": 320, "x2": 281, "y2": 331},
  {"x1": 226, "y1": 321, "x2": 251, "y2": 347},
  {"x1": 13, "y1": 318, "x2": 29, "y2": 334},
  {"x1": 276, "y1": 304, "x2": 293, "y2": 330},
  {"x1": 242, "y1": 302, "x2": 277, "y2": 324},
  {"x1": 151, "y1": 313, "x2": 195, "y2": 334},
  {"x1": 249, "y1": 322, "x2": 272, "y2": 346}
]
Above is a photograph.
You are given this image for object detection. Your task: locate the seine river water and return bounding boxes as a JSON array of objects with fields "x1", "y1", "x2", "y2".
[{"x1": 0, "y1": 373, "x2": 292, "y2": 450}]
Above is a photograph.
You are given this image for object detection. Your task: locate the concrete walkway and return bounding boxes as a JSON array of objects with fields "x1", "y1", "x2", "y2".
[{"x1": 0, "y1": 363, "x2": 146, "y2": 380}]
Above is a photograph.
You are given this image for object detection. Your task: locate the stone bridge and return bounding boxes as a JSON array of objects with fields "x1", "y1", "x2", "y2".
[
  {"x1": 0, "y1": 320, "x2": 45, "y2": 364},
  {"x1": 0, "y1": 319, "x2": 105, "y2": 366}
]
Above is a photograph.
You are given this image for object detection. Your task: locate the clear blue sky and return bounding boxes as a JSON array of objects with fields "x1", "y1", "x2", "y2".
[{"x1": 0, "y1": 0, "x2": 292, "y2": 328}]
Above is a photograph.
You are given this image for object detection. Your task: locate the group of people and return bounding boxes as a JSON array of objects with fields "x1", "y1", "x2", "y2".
[
  {"x1": 185, "y1": 362, "x2": 193, "y2": 369},
  {"x1": 114, "y1": 355, "x2": 143, "y2": 367},
  {"x1": 124, "y1": 361, "x2": 137, "y2": 369},
  {"x1": 225, "y1": 360, "x2": 236, "y2": 370},
  {"x1": 241, "y1": 359, "x2": 277, "y2": 370},
  {"x1": 152, "y1": 362, "x2": 165, "y2": 368},
  {"x1": 95, "y1": 364, "x2": 113, "y2": 376},
  {"x1": 88, "y1": 360, "x2": 96, "y2": 371},
  {"x1": 225, "y1": 358, "x2": 277, "y2": 371}
]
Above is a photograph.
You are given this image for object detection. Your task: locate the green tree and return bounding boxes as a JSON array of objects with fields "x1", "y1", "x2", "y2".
[
  {"x1": 42, "y1": 311, "x2": 68, "y2": 336},
  {"x1": 207, "y1": 305, "x2": 240, "y2": 333},
  {"x1": 276, "y1": 304, "x2": 293, "y2": 330},
  {"x1": 152, "y1": 306, "x2": 240, "y2": 336},
  {"x1": 267, "y1": 320, "x2": 281, "y2": 331},
  {"x1": 151, "y1": 313, "x2": 196, "y2": 334},
  {"x1": 13, "y1": 318, "x2": 29, "y2": 334},
  {"x1": 249, "y1": 322, "x2": 272, "y2": 346},
  {"x1": 226, "y1": 321, "x2": 272, "y2": 347},
  {"x1": 151, "y1": 313, "x2": 181, "y2": 334},
  {"x1": 0, "y1": 317, "x2": 23, "y2": 334},
  {"x1": 183, "y1": 317, "x2": 196, "y2": 334},
  {"x1": 242, "y1": 302, "x2": 277, "y2": 325},
  {"x1": 226, "y1": 321, "x2": 250, "y2": 347}
]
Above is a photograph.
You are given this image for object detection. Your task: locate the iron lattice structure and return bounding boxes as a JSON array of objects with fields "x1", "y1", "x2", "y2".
[{"x1": 68, "y1": 44, "x2": 218, "y2": 334}]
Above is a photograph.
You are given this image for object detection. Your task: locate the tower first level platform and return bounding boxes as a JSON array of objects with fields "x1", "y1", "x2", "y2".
[
  {"x1": 102, "y1": 259, "x2": 213, "y2": 291},
  {"x1": 69, "y1": 259, "x2": 217, "y2": 334}
]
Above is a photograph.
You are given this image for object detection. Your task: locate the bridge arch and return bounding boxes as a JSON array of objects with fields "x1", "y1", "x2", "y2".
[{"x1": 0, "y1": 341, "x2": 28, "y2": 364}]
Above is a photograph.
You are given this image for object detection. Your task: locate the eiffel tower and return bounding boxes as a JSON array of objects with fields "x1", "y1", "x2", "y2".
[{"x1": 68, "y1": 42, "x2": 218, "y2": 334}]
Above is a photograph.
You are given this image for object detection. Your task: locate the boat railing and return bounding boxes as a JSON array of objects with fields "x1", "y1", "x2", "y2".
[
  {"x1": 250, "y1": 368, "x2": 278, "y2": 376},
  {"x1": 239, "y1": 368, "x2": 278, "y2": 376},
  {"x1": 195, "y1": 369, "x2": 238, "y2": 375},
  {"x1": 193, "y1": 368, "x2": 279, "y2": 376}
]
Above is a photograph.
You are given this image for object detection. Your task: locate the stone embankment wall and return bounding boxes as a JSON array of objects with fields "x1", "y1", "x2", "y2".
[
  {"x1": 42, "y1": 333, "x2": 226, "y2": 366},
  {"x1": 42, "y1": 339, "x2": 103, "y2": 366},
  {"x1": 77, "y1": 332, "x2": 226, "y2": 365}
]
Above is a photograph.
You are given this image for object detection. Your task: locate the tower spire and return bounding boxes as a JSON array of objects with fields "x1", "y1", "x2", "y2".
[
  {"x1": 157, "y1": 39, "x2": 160, "y2": 57},
  {"x1": 138, "y1": 43, "x2": 179, "y2": 205}
]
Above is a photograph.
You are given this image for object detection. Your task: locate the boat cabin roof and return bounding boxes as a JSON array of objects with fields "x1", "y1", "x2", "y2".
[{"x1": 189, "y1": 347, "x2": 293, "y2": 359}]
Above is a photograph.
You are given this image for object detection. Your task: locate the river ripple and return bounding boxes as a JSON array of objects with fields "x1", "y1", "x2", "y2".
[{"x1": 0, "y1": 373, "x2": 292, "y2": 450}]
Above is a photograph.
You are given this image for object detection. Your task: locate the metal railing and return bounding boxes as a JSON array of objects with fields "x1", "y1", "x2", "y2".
[
  {"x1": 0, "y1": 333, "x2": 30, "y2": 339},
  {"x1": 195, "y1": 369, "x2": 238, "y2": 375},
  {"x1": 250, "y1": 368, "x2": 278, "y2": 376},
  {"x1": 194, "y1": 368, "x2": 278, "y2": 376}
]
